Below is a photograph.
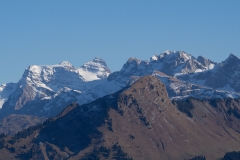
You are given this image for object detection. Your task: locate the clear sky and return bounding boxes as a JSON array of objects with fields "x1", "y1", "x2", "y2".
[{"x1": 0, "y1": 1, "x2": 240, "y2": 84}]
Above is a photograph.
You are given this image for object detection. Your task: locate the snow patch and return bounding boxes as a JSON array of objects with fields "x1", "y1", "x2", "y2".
[
  {"x1": 209, "y1": 64, "x2": 215, "y2": 69},
  {"x1": 194, "y1": 69, "x2": 205, "y2": 73},
  {"x1": 77, "y1": 68, "x2": 101, "y2": 81},
  {"x1": 150, "y1": 55, "x2": 158, "y2": 61},
  {"x1": 0, "y1": 99, "x2": 6, "y2": 109}
]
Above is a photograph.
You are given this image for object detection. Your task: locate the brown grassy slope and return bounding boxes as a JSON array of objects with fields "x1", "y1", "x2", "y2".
[
  {"x1": 73, "y1": 76, "x2": 240, "y2": 160},
  {"x1": 0, "y1": 114, "x2": 46, "y2": 135}
]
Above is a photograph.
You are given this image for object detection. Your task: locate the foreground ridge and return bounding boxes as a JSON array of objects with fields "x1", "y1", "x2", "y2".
[{"x1": 0, "y1": 76, "x2": 240, "y2": 159}]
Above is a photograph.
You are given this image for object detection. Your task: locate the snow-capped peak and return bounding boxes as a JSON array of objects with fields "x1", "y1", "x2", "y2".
[
  {"x1": 78, "y1": 58, "x2": 111, "y2": 81},
  {"x1": 119, "y1": 57, "x2": 142, "y2": 73},
  {"x1": 158, "y1": 50, "x2": 192, "y2": 62},
  {"x1": 150, "y1": 55, "x2": 158, "y2": 61},
  {"x1": 151, "y1": 50, "x2": 191, "y2": 62},
  {"x1": 59, "y1": 61, "x2": 73, "y2": 67},
  {"x1": 80, "y1": 57, "x2": 109, "y2": 71},
  {"x1": 159, "y1": 50, "x2": 172, "y2": 58},
  {"x1": 127, "y1": 57, "x2": 142, "y2": 64},
  {"x1": 164, "y1": 50, "x2": 172, "y2": 55},
  {"x1": 91, "y1": 57, "x2": 107, "y2": 64}
]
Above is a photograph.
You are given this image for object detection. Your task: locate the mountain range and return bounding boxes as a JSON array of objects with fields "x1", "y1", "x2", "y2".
[{"x1": 1, "y1": 51, "x2": 239, "y2": 120}]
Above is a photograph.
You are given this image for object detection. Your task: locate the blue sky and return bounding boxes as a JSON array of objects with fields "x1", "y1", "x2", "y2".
[{"x1": 0, "y1": 1, "x2": 240, "y2": 84}]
